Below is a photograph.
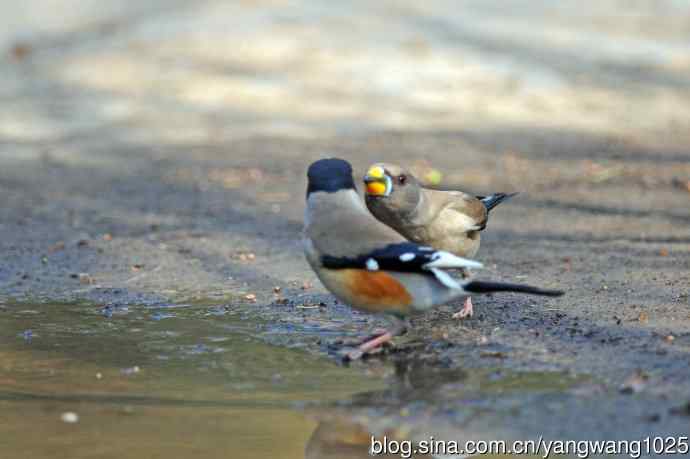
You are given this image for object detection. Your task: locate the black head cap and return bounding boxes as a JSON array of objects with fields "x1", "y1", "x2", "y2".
[{"x1": 306, "y1": 158, "x2": 356, "y2": 197}]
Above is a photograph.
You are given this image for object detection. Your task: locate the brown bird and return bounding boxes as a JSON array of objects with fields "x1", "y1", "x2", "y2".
[{"x1": 363, "y1": 162, "x2": 517, "y2": 319}]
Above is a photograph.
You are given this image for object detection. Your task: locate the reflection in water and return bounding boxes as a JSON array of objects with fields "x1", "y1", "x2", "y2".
[
  {"x1": 304, "y1": 359, "x2": 581, "y2": 459},
  {"x1": 306, "y1": 418, "x2": 432, "y2": 459},
  {"x1": 305, "y1": 361, "x2": 452, "y2": 458}
]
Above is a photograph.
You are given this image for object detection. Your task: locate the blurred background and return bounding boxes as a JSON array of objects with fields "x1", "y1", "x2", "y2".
[{"x1": 4, "y1": 0, "x2": 690, "y2": 144}]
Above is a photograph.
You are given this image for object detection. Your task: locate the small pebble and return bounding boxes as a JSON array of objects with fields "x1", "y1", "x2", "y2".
[
  {"x1": 10, "y1": 42, "x2": 31, "y2": 60},
  {"x1": 121, "y1": 365, "x2": 141, "y2": 375},
  {"x1": 48, "y1": 241, "x2": 65, "y2": 253},
  {"x1": 78, "y1": 273, "x2": 93, "y2": 285},
  {"x1": 620, "y1": 370, "x2": 649, "y2": 394},
  {"x1": 60, "y1": 412, "x2": 79, "y2": 423}
]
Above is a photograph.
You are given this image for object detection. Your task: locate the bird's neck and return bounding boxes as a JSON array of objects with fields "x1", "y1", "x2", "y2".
[{"x1": 304, "y1": 189, "x2": 367, "y2": 228}]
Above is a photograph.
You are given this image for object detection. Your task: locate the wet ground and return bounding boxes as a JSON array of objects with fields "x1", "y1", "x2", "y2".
[
  {"x1": 2, "y1": 1, "x2": 690, "y2": 458},
  {"x1": 1, "y1": 300, "x2": 659, "y2": 459},
  {"x1": 0, "y1": 301, "x2": 382, "y2": 458}
]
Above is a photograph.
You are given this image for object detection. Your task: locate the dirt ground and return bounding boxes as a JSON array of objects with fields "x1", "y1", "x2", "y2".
[{"x1": 2, "y1": 0, "x2": 690, "y2": 448}]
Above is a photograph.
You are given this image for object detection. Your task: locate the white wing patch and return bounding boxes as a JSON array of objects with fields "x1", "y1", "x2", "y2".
[
  {"x1": 423, "y1": 251, "x2": 482, "y2": 290},
  {"x1": 366, "y1": 258, "x2": 380, "y2": 271},
  {"x1": 399, "y1": 252, "x2": 415, "y2": 262},
  {"x1": 424, "y1": 251, "x2": 483, "y2": 270},
  {"x1": 428, "y1": 267, "x2": 461, "y2": 289}
]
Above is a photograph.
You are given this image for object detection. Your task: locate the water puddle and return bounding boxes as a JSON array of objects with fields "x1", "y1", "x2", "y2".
[
  {"x1": 0, "y1": 302, "x2": 385, "y2": 458},
  {"x1": 0, "y1": 302, "x2": 583, "y2": 458}
]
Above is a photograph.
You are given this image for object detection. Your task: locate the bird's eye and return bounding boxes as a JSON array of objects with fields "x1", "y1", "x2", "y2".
[{"x1": 397, "y1": 174, "x2": 407, "y2": 185}]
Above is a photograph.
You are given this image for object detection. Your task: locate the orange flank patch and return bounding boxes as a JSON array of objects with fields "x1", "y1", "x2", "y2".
[{"x1": 341, "y1": 269, "x2": 412, "y2": 313}]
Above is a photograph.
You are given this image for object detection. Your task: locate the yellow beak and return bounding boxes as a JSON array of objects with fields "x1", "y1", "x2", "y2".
[
  {"x1": 366, "y1": 165, "x2": 385, "y2": 179},
  {"x1": 366, "y1": 181, "x2": 387, "y2": 196},
  {"x1": 364, "y1": 166, "x2": 389, "y2": 196}
]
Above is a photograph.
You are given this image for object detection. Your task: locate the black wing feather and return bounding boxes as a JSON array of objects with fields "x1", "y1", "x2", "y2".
[
  {"x1": 321, "y1": 242, "x2": 438, "y2": 273},
  {"x1": 478, "y1": 192, "x2": 518, "y2": 212}
]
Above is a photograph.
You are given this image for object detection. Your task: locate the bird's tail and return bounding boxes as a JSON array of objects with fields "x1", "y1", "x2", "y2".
[
  {"x1": 464, "y1": 280, "x2": 563, "y2": 296},
  {"x1": 479, "y1": 192, "x2": 518, "y2": 212}
]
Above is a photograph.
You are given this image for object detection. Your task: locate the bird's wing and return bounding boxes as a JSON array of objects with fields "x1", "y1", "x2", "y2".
[
  {"x1": 320, "y1": 242, "x2": 482, "y2": 288},
  {"x1": 431, "y1": 190, "x2": 489, "y2": 231}
]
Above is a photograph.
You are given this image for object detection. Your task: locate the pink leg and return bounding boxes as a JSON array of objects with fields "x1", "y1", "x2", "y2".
[
  {"x1": 360, "y1": 331, "x2": 394, "y2": 353},
  {"x1": 366, "y1": 328, "x2": 388, "y2": 338},
  {"x1": 346, "y1": 331, "x2": 394, "y2": 361},
  {"x1": 452, "y1": 297, "x2": 474, "y2": 319},
  {"x1": 345, "y1": 324, "x2": 405, "y2": 361}
]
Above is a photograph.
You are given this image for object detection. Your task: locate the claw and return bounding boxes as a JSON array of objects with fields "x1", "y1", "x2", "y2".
[{"x1": 452, "y1": 297, "x2": 474, "y2": 319}]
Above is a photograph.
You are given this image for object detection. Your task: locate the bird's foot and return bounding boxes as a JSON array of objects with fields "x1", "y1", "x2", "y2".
[
  {"x1": 452, "y1": 297, "x2": 474, "y2": 319},
  {"x1": 343, "y1": 322, "x2": 408, "y2": 362},
  {"x1": 344, "y1": 331, "x2": 394, "y2": 361}
]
